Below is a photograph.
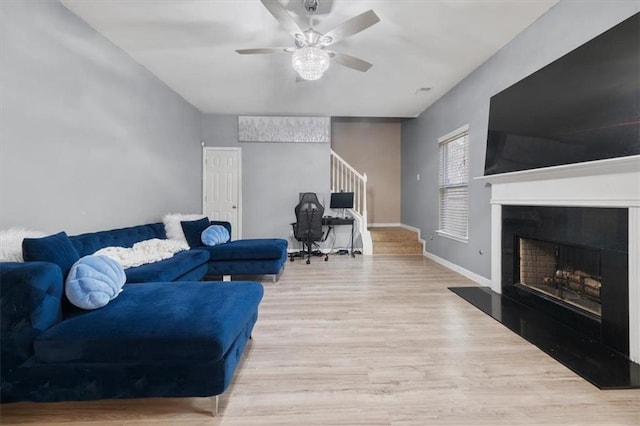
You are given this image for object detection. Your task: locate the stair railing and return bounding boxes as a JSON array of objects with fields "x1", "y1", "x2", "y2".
[{"x1": 330, "y1": 150, "x2": 373, "y2": 255}]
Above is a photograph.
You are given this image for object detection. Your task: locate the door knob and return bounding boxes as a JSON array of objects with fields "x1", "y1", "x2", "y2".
[{"x1": 232, "y1": 204, "x2": 237, "y2": 209}]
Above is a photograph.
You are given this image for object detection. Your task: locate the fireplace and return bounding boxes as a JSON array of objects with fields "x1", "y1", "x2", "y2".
[
  {"x1": 479, "y1": 155, "x2": 639, "y2": 363},
  {"x1": 502, "y1": 205, "x2": 629, "y2": 355},
  {"x1": 517, "y1": 237, "x2": 602, "y2": 317}
]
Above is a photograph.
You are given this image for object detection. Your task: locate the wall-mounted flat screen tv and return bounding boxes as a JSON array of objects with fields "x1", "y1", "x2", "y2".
[{"x1": 484, "y1": 13, "x2": 639, "y2": 176}]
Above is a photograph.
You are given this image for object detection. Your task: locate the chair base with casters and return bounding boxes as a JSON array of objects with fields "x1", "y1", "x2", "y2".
[{"x1": 289, "y1": 241, "x2": 328, "y2": 264}]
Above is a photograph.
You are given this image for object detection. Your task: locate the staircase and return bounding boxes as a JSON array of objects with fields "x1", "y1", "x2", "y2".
[
  {"x1": 330, "y1": 150, "x2": 372, "y2": 255},
  {"x1": 331, "y1": 151, "x2": 424, "y2": 256},
  {"x1": 369, "y1": 227, "x2": 423, "y2": 255}
]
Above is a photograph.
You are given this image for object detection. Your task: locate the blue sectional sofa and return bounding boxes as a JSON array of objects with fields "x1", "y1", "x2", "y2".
[
  {"x1": 0, "y1": 222, "x2": 271, "y2": 407},
  {"x1": 69, "y1": 221, "x2": 288, "y2": 282}
]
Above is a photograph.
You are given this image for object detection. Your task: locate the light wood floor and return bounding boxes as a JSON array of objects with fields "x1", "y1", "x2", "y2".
[{"x1": 1, "y1": 255, "x2": 639, "y2": 425}]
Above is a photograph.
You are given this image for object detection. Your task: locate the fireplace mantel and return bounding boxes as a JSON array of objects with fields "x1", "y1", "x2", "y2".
[
  {"x1": 476, "y1": 155, "x2": 640, "y2": 363},
  {"x1": 476, "y1": 155, "x2": 640, "y2": 207}
]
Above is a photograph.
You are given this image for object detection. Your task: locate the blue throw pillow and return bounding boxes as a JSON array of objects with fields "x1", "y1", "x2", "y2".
[
  {"x1": 22, "y1": 231, "x2": 80, "y2": 277},
  {"x1": 201, "y1": 225, "x2": 230, "y2": 246},
  {"x1": 65, "y1": 255, "x2": 126, "y2": 310},
  {"x1": 181, "y1": 217, "x2": 210, "y2": 248}
]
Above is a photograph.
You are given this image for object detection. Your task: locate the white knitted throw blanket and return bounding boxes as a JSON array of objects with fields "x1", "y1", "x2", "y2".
[{"x1": 95, "y1": 238, "x2": 189, "y2": 269}]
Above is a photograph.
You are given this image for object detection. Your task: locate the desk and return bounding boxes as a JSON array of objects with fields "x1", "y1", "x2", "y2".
[{"x1": 322, "y1": 216, "x2": 355, "y2": 257}]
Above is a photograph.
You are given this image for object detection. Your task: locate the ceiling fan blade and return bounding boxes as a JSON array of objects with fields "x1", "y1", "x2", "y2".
[
  {"x1": 320, "y1": 10, "x2": 380, "y2": 46},
  {"x1": 260, "y1": 0, "x2": 305, "y2": 41},
  {"x1": 236, "y1": 47, "x2": 293, "y2": 55},
  {"x1": 330, "y1": 52, "x2": 373, "y2": 72}
]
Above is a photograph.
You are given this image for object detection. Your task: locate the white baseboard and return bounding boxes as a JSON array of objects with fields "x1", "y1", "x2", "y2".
[
  {"x1": 423, "y1": 250, "x2": 491, "y2": 287},
  {"x1": 324, "y1": 220, "x2": 490, "y2": 287},
  {"x1": 399, "y1": 224, "x2": 422, "y2": 237}
]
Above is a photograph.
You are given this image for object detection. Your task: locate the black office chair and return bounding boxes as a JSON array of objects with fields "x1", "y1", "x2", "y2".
[{"x1": 291, "y1": 192, "x2": 328, "y2": 264}]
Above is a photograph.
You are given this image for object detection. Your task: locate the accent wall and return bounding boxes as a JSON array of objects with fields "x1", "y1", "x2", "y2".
[{"x1": 401, "y1": 1, "x2": 639, "y2": 281}]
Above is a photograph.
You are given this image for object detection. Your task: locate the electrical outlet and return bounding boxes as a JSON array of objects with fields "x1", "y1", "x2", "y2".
[{"x1": 416, "y1": 173, "x2": 420, "y2": 181}]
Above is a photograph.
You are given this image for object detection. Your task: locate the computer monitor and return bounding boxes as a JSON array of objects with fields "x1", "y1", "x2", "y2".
[{"x1": 330, "y1": 192, "x2": 354, "y2": 209}]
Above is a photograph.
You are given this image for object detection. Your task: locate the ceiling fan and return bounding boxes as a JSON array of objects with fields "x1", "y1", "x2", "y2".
[{"x1": 236, "y1": 0, "x2": 380, "y2": 81}]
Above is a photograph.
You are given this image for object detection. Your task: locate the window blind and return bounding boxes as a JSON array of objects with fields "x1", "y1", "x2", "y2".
[{"x1": 439, "y1": 131, "x2": 469, "y2": 240}]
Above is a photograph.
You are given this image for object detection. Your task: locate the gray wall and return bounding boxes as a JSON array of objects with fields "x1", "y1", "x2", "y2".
[
  {"x1": 401, "y1": 1, "x2": 639, "y2": 280},
  {"x1": 201, "y1": 115, "x2": 330, "y2": 241},
  {"x1": 0, "y1": 1, "x2": 203, "y2": 234}
]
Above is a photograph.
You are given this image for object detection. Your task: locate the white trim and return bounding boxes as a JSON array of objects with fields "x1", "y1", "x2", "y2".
[
  {"x1": 438, "y1": 124, "x2": 469, "y2": 143},
  {"x1": 201, "y1": 147, "x2": 206, "y2": 215},
  {"x1": 629, "y1": 207, "x2": 639, "y2": 363},
  {"x1": 330, "y1": 150, "x2": 366, "y2": 180},
  {"x1": 475, "y1": 155, "x2": 640, "y2": 185},
  {"x1": 490, "y1": 204, "x2": 502, "y2": 294},
  {"x1": 399, "y1": 224, "x2": 422, "y2": 236},
  {"x1": 438, "y1": 126, "x2": 470, "y2": 240},
  {"x1": 202, "y1": 147, "x2": 243, "y2": 239},
  {"x1": 383, "y1": 223, "x2": 488, "y2": 287},
  {"x1": 423, "y1": 250, "x2": 491, "y2": 287},
  {"x1": 489, "y1": 199, "x2": 640, "y2": 208},
  {"x1": 400, "y1": 224, "x2": 427, "y2": 253},
  {"x1": 436, "y1": 230, "x2": 469, "y2": 244}
]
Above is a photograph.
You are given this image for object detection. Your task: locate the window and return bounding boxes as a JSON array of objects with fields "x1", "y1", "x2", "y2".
[{"x1": 438, "y1": 125, "x2": 469, "y2": 242}]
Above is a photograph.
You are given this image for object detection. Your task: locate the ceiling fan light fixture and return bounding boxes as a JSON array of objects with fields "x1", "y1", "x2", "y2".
[{"x1": 292, "y1": 46, "x2": 330, "y2": 80}]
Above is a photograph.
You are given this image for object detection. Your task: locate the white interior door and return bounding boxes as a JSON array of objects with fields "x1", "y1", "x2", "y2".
[{"x1": 203, "y1": 147, "x2": 241, "y2": 240}]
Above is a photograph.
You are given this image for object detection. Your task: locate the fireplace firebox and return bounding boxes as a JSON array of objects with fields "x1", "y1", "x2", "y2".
[
  {"x1": 502, "y1": 206, "x2": 629, "y2": 356},
  {"x1": 517, "y1": 237, "x2": 602, "y2": 317}
]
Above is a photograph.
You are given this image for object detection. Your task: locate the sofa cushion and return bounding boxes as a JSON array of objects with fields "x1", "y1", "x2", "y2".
[
  {"x1": 22, "y1": 232, "x2": 80, "y2": 277},
  {"x1": 181, "y1": 217, "x2": 210, "y2": 248},
  {"x1": 34, "y1": 281, "x2": 264, "y2": 363},
  {"x1": 70, "y1": 223, "x2": 166, "y2": 257},
  {"x1": 203, "y1": 238, "x2": 288, "y2": 261},
  {"x1": 124, "y1": 249, "x2": 210, "y2": 283},
  {"x1": 163, "y1": 213, "x2": 205, "y2": 243},
  {"x1": 65, "y1": 256, "x2": 126, "y2": 310},
  {"x1": 201, "y1": 225, "x2": 230, "y2": 247}
]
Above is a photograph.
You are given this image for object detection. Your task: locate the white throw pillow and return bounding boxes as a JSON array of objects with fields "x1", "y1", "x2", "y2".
[
  {"x1": 162, "y1": 213, "x2": 205, "y2": 243},
  {"x1": 0, "y1": 228, "x2": 46, "y2": 262}
]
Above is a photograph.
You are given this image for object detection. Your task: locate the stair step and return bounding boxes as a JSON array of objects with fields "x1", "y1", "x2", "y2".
[
  {"x1": 372, "y1": 241, "x2": 423, "y2": 254},
  {"x1": 368, "y1": 227, "x2": 423, "y2": 254},
  {"x1": 369, "y1": 227, "x2": 419, "y2": 242}
]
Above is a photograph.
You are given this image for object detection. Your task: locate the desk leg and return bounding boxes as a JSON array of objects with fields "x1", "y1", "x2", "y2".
[{"x1": 351, "y1": 221, "x2": 355, "y2": 257}]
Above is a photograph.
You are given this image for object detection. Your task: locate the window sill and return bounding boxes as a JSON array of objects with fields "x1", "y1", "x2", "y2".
[{"x1": 436, "y1": 230, "x2": 469, "y2": 244}]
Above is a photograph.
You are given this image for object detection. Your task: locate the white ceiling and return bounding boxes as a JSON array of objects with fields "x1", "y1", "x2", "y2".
[{"x1": 61, "y1": 0, "x2": 558, "y2": 118}]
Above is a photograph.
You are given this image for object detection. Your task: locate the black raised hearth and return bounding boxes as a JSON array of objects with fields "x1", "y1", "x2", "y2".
[{"x1": 449, "y1": 286, "x2": 640, "y2": 389}]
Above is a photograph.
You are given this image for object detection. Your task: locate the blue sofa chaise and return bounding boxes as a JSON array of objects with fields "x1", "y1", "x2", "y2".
[
  {"x1": 197, "y1": 221, "x2": 288, "y2": 282},
  {"x1": 0, "y1": 223, "x2": 265, "y2": 412}
]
